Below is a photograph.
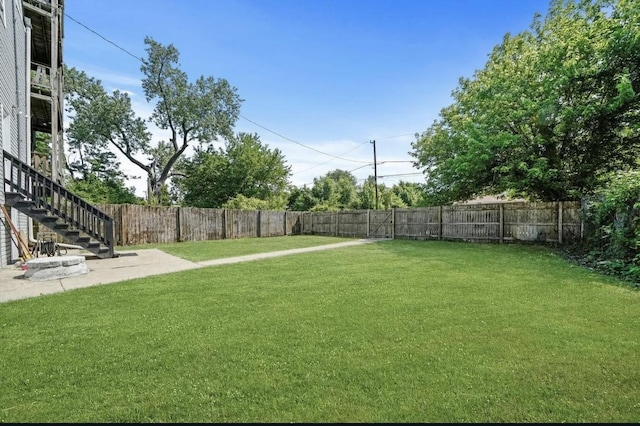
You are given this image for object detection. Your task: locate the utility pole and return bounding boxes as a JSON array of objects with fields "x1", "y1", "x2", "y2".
[{"x1": 371, "y1": 140, "x2": 378, "y2": 210}]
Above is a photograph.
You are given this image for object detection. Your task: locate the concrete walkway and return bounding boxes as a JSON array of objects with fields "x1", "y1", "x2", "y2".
[{"x1": 0, "y1": 239, "x2": 373, "y2": 304}]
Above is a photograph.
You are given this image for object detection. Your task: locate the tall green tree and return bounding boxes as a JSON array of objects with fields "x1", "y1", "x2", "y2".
[
  {"x1": 65, "y1": 174, "x2": 141, "y2": 205},
  {"x1": 310, "y1": 169, "x2": 360, "y2": 211},
  {"x1": 181, "y1": 132, "x2": 290, "y2": 208},
  {"x1": 411, "y1": 0, "x2": 639, "y2": 202},
  {"x1": 356, "y1": 177, "x2": 377, "y2": 210},
  {"x1": 64, "y1": 37, "x2": 242, "y2": 203},
  {"x1": 356, "y1": 177, "x2": 408, "y2": 209},
  {"x1": 287, "y1": 185, "x2": 317, "y2": 211},
  {"x1": 392, "y1": 181, "x2": 427, "y2": 207},
  {"x1": 222, "y1": 193, "x2": 288, "y2": 210},
  {"x1": 64, "y1": 68, "x2": 133, "y2": 184}
]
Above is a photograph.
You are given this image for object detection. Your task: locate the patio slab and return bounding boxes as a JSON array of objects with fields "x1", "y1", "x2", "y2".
[{"x1": 0, "y1": 249, "x2": 199, "y2": 303}]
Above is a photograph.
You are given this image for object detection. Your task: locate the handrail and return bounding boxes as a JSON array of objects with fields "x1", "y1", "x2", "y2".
[
  {"x1": 31, "y1": 64, "x2": 52, "y2": 90},
  {"x1": 23, "y1": 0, "x2": 54, "y2": 13},
  {"x1": 2, "y1": 150, "x2": 115, "y2": 256}
]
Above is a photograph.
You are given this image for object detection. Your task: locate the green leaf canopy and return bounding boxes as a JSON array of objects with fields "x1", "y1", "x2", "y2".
[{"x1": 411, "y1": 0, "x2": 640, "y2": 202}]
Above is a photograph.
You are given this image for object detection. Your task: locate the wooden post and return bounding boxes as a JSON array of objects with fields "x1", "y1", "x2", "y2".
[
  {"x1": 0, "y1": 205, "x2": 32, "y2": 260},
  {"x1": 366, "y1": 209, "x2": 370, "y2": 238},
  {"x1": 558, "y1": 201, "x2": 563, "y2": 244},
  {"x1": 391, "y1": 208, "x2": 396, "y2": 240},
  {"x1": 50, "y1": 7, "x2": 60, "y2": 183},
  {"x1": 310, "y1": 212, "x2": 314, "y2": 235},
  {"x1": 116, "y1": 205, "x2": 123, "y2": 246},
  {"x1": 284, "y1": 211, "x2": 288, "y2": 236},
  {"x1": 176, "y1": 207, "x2": 181, "y2": 242},
  {"x1": 499, "y1": 204, "x2": 504, "y2": 244},
  {"x1": 301, "y1": 212, "x2": 305, "y2": 235},
  {"x1": 335, "y1": 211, "x2": 339, "y2": 237},
  {"x1": 257, "y1": 210, "x2": 262, "y2": 238},
  {"x1": 266, "y1": 210, "x2": 270, "y2": 237},
  {"x1": 223, "y1": 209, "x2": 228, "y2": 239},
  {"x1": 121, "y1": 204, "x2": 128, "y2": 246},
  {"x1": 580, "y1": 199, "x2": 585, "y2": 241},
  {"x1": 438, "y1": 206, "x2": 443, "y2": 240}
]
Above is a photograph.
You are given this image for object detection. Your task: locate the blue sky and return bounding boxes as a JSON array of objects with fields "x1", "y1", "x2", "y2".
[{"x1": 63, "y1": 0, "x2": 551, "y2": 196}]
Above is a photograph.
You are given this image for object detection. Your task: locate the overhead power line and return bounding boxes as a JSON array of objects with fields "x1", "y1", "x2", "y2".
[
  {"x1": 65, "y1": 13, "x2": 422, "y2": 173},
  {"x1": 239, "y1": 115, "x2": 370, "y2": 163},
  {"x1": 375, "y1": 132, "x2": 416, "y2": 140},
  {"x1": 292, "y1": 140, "x2": 371, "y2": 175},
  {"x1": 378, "y1": 173, "x2": 423, "y2": 179},
  {"x1": 297, "y1": 163, "x2": 375, "y2": 187},
  {"x1": 64, "y1": 13, "x2": 144, "y2": 62},
  {"x1": 347, "y1": 163, "x2": 374, "y2": 173},
  {"x1": 66, "y1": 12, "x2": 373, "y2": 165},
  {"x1": 292, "y1": 135, "x2": 419, "y2": 175}
]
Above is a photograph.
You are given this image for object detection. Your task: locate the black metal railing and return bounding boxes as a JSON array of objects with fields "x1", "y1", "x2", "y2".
[{"x1": 3, "y1": 150, "x2": 115, "y2": 257}]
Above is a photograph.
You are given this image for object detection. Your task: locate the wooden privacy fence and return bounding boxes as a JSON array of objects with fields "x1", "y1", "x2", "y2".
[
  {"x1": 96, "y1": 204, "x2": 303, "y2": 246},
  {"x1": 300, "y1": 201, "x2": 582, "y2": 243},
  {"x1": 97, "y1": 201, "x2": 582, "y2": 246}
]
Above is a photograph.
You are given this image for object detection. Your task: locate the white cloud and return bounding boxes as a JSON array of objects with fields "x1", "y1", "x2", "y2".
[
  {"x1": 258, "y1": 134, "x2": 422, "y2": 188},
  {"x1": 76, "y1": 65, "x2": 143, "y2": 88}
]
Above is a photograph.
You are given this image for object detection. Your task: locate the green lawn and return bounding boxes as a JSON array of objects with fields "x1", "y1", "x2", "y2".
[
  {"x1": 1, "y1": 240, "x2": 638, "y2": 422},
  {"x1": 117, "y1": 235, "x2": 353, "y2": 262}
]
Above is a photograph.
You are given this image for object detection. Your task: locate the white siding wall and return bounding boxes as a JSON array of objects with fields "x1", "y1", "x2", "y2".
[{"x1": 0, "y1": 0, "x2": 28, "y2": 268}]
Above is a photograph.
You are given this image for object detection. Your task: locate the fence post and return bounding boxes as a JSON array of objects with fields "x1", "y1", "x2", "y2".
[
  {"x1": 301, "y1": 212, "x2": 305, "y2": 235},
  {"x1": 438, "y1": 206, "x2": 443, "y2": 240},
  {"x1": 122, "y1": 204, "x2": 128, "y2": 246},
  {"x1": 284, "y1": 211, "x2": 287, "y2": 236},
  {"x1": 391, "y1": 207, "x2": 396, "y2": 240},
  {"x1": 266, "y1": 210, "x2": 270, "y2": 237},
  {"x1": 335, "y1": 211, "x2": 339, "y2": 236},
  {"x1": 558, "y1": 201, "x2": 563, "y2": 244},
  {"x1": 176, "y1": 207, "x2": 181, "y2": 242},
  {"x1": 311, "y1": 212, "x2": 314, "y2": 234},
  {"x1": 366, "y1": 209, "x2": 370, "y2": 238},
  {"x1": 257, "y1": 210, "x2": 262, "y2": 238},
  {"x1": 499, "y1": 204, "x2": 504, "y2": 244},
  {"x1": 115, "y1": 205, "x2": 123, "y2": 246},
  {"x1": 222, "y1": 209, "x2": 227, "y2": 240}
]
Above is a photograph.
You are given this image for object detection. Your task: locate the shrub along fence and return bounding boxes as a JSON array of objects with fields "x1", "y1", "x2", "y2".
[{"x1": 98, "y1": 201, "x2": 582, "y2": 246}]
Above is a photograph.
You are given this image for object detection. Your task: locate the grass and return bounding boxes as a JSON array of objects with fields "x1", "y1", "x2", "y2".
[
  {"x1": 116, "y1": 235, "x2": 353, "y2": 262},
  {"x1": 1, "y1": 240, "x2": 639, "y2": 422}
]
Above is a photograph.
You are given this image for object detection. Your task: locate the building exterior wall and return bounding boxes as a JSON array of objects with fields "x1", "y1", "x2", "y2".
[{"x1": 0, "y1": 0, "x2": 29, "y2": 268}]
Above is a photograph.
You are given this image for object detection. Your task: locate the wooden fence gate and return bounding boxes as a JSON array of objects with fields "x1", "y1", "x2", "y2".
[{"x1": 368, "y1": 209, "x2": 393, "y2": 239}]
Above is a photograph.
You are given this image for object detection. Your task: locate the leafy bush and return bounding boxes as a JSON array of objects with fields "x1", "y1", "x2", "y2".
[
  {"x1": 222, "y1": 194, "x2": 287, "y2": 211},
  {"x1": 67, "y1": 175, "x2": 142, "y2": 205},
  {"x1": 584, "y1": 171, "x2": 640, "y2": 284}
]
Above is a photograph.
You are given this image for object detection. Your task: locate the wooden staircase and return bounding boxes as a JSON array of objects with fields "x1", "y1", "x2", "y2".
[{"x1": 3, "y1": 150, "x2": 117, "y2": 258}]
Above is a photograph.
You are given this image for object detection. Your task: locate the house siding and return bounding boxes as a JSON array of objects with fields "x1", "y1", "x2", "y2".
[{"x1": 0, "y1": 0, "x2": 28, "y2": 268}]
